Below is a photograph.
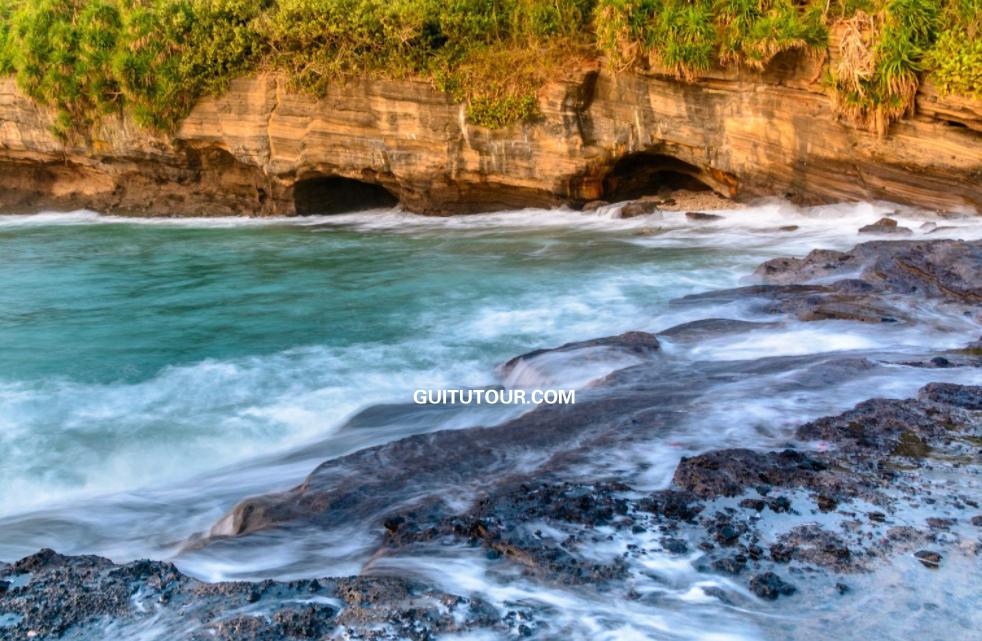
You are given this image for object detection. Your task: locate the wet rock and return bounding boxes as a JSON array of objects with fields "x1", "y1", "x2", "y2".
[
  {"x1": 795, "y1": 396, "x2": 950, "y2": 456},
  {"x1": 385, "y1": 481, "x2": 633, "y2": 585},
  {"x1": 774, "y1": 525, "x2": 856, "y2": 571},
  {"x1": 739, "y1": 498, "x2": 766, "y2": 512},
  {"x1": 858, "y1": 217, "x2": 912, "y2": 234},
  {"x1": 0, "y1": 551, "x2": 500, "y2": 641},
  {"x1": 914, "y1": 550, "x2": 942, "y2": 568},
  {"x1": 501, "y1": 331, "x2": 660, "y2": 374},
  {"x1": 970, "y1": 515, "x2": 982, "y2": 527},
  {"x1": 926, "y1": 517, "x2": 955, "y2": 530},
  {"x1": 918, "y1": 382, "x2": 982, "y2": 410},
  {"x1": 661, "y1": 537, "x2": 688, "y2": 554},
  {"x1": 639, "y1": 490, "x2": 702, "y2": 522},
  {"x1": 581, "y1": 200, "x2": 609, "y2": 211},
  {"x1": 748, "y1": 572, "x2": 797, "y2": 600},
  {"x1": 768, "y1": 496, "x2": 792, "y2": 513},
  {"x1": 711, "y1": 555, "x2": 747, "y2": 574},
  {"x1": 754, "y1": 239, "x2": 982, "y2": 304},
  {"x1": 770, "y1": 543, "x2": 793, "y2": 563},
  {"x1": 815, "y1": 494, "x2": 838, "y2": 512},
  {"x1": 673, "y1": 449, "x2": 833, "y2": 500},
  {"x1": 657, "y1": 318, "x2": 777, "y2": 341},
  {"x1": 712, "y1": 520, "x2": 747, "y2": 546},
  {"x1": 962, "y1": 336, "x2": 982, "y2": 356},
  {"x1": 685, "y1": 211, "x2": 724, "y2": 222},
  {"x1": 678, "y1": 282, "x2": 906, "y2": 324},
  {"x1": 620, "y1": 200, "x2": 660, "y2": 218}
]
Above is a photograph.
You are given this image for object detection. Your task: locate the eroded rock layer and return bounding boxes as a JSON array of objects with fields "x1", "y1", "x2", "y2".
[{"x1": 1, "y1": 52, "x2": 980, "y2": 216}]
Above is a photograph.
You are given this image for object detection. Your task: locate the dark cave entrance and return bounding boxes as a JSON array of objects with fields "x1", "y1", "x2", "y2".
[
  {"x1": 293, "y1": 176, "x2": 398, "y2": 215},
  {"x1": 602, "y1": 153, "x2": 713, "y2": 202}
]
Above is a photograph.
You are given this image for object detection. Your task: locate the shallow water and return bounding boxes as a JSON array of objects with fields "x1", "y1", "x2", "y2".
[{"x1": 1, "y1": 200, "x2": 980, "y2": 640}]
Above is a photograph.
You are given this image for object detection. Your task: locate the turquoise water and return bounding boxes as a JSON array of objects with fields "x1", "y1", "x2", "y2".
[
  {"x1": 3, "y1": 204, "x2": 981, "y2": 517},
  {"x1": 2, "y1": 204, "x2": 981, "y2": 641},
  {"x1": 0, "y1": 208, "x2": 768, "y2": 514}
]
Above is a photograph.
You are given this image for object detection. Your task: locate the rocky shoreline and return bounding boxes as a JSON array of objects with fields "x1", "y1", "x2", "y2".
[{"x1": 2, "y1": 237, "x2": 980, "y2": 640}]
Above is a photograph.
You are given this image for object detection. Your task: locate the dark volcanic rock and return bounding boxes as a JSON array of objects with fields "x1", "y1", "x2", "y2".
[
  {"x1": 672, "y1": 449, "x2": 836, "y2": 499},
  {"x1": 749, "y1": 572, "x2": 797, "y2": 599},
  {"x1": 918, "y1": 382, "x2": 982, "y2": 410},
  {"x1": 639, "y1": 490, "x2": 703, "y2": 521},
  {"x1": 0, "y1": 550, "x2": 501, "y2": 641},
  {"x1": 772, "y1": 525, "x2": 856, "y2": 571},
  {"x1": 794, "y1": 389, "x2": 981, "y2": 460},
  {"x1": 384, "y1": 481, "x2": 633, "y2": 585}
]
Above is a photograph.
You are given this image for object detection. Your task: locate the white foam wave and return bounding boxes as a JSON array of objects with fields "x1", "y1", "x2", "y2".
[{"x1": 2, "y1": 200, "x2": 978, "y2": 242}]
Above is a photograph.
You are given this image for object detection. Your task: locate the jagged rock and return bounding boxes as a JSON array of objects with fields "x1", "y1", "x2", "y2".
[
  {"x1": 918, "y1": 382, "x2": 982, "y2": 410},
  {"x1": 748, "y1": 572, "x2": 797, "y2": 600},
  {"x1": 672, "y1": 449, "x2": 835, "y2": 499},
  {"x1": 0, "y1": 550, "x2": 502, "y2": 641},
  {"x1": 772, "y1": 525, "x2": 856, "y2": 571}
]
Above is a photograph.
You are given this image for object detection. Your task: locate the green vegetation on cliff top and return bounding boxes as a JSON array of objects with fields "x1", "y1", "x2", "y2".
[{"x1": 0, "y1": 0, "x2": 977, "y2": 138}]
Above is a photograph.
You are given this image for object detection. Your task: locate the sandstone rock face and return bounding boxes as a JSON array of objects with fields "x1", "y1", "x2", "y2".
[{"x1": 1, "y1": 53, "x2": 980, "y2": 216}]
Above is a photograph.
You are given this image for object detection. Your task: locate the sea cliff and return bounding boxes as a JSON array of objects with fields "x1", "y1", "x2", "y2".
[{"x1": 1, "y1": 51, "x2": 980, "y2": 216}]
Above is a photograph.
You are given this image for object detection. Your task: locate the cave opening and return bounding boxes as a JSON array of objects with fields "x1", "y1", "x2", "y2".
[
  {"x1": 293, "y1": 176, "x2": 398, "y2": 215},
  {"x1": 602, "y1": 153, "x2": 713, "y2": 202}
]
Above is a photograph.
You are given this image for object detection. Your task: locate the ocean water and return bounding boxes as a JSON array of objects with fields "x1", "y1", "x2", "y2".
[{"x1": 1, "y1": 201, "x2": 980, "y2": 640}]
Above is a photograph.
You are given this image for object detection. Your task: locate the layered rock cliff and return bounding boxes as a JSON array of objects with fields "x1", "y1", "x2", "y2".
[{"x1": 1, "y1": 51, "x2": 980, "y2": 216}]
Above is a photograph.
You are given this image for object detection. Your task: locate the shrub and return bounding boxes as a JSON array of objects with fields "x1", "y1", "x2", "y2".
[
  {"x1": 595, "y1": 0, "x2": 828, "y2": 79},
  {"x1": 924, "y1": 0, "x2": 981, "y2": 96},
  {"x1": 827, "y1": 0, "x2": 943, "y2": 133},
  {"x1": 0, "y1": 0, "x2": 976, "y2": 135}
]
